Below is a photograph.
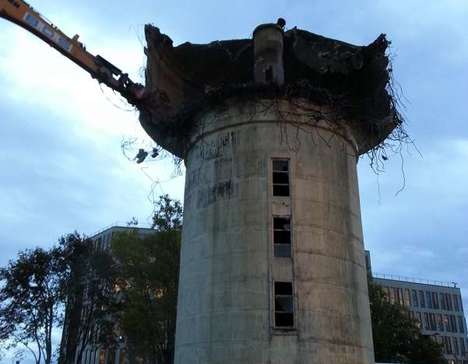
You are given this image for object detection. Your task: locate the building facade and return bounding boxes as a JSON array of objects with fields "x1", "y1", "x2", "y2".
[
  {"x1": 60, "y1": 226, "x2": 156, "y2": 364},
  {"x1": 367, "y1": 252, "x2": 468, "y2": 364}
]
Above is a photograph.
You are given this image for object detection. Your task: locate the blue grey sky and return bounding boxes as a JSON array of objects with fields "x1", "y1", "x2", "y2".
[{"x1": 1, "y1": 0, "x2": 467, "y2": 359}]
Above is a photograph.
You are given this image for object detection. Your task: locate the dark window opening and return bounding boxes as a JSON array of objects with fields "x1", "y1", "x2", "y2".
[
  {"x1": 274, "y1": 281, "x2": 294, "y2": 328},
  {"x1": 274, "y1": 217, "x2": 291, "y2": 257},
  {"x1": 272, "y1": 159, "x2": 290, "y2": 197},
  {"x1": 432, "y1": 292, "x2": 439, "y2": 309},
  {"x1": 265, "y1": 66, "x2": 273, "y2": 82},
  {"x1": 426, "y1": 291, "x2": 433, "y2": 309},
  {"x1": 412, "y1": 289, "x2": 419, "y2": 307},
  {"x1": 454, "y1": 294, "x2": 460, "y2": 311},
  {"x1": 419, "y1": 290, "x2": 425, "y2": 308},
  {"x1": 458, "y1": 316, "x2": 465, "y2": 333}
]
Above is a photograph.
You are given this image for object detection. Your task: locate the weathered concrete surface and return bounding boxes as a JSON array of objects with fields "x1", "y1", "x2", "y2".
[{"x1": 175, "y1": 99, "x2": 374, "y2": 364}]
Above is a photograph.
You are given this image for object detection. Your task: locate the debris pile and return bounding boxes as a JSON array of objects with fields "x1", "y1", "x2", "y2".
[{"x1": 138, "y1": 24, "x2": 403, "y2": 158}]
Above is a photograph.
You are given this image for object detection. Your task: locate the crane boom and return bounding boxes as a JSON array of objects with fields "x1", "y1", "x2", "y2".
[{"x1": 0, "y1": 0, "x2": 146, "y2": 105}]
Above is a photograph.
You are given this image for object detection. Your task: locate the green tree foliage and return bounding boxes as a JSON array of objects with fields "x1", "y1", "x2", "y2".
[
  {"x1": 369, "y1": 281, "x2": 447, "y2": 364},
  {"x1": 0, "y1": 234, "x2": 117, "y2": 364},
  {"x1": 0, "y1": 247, "x2": 66, "y2": 364},
  {"x1": 111, "y1": 195, "x2": 182, "y2": 364},
  {"x1": 58, "y1": 233, "x2": 116, "y2": 364},
  {"x1": 151, "y1": 194, "x2": 183, "y2": 231},
  {"x1": 112, "y1": 230, "x2": 180, "y2": 363}
]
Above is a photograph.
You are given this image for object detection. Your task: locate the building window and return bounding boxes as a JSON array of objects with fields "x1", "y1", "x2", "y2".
[
  {"x1": 419, "y1": 290, "x2": 425, "y2": 308},
  {"x1": 451, "y1": 315, "x2": 458, "y2": 332},
  {"x1": 424, "y1": 312, "x2": 430, "y2": 330},
  {"x1": 446, "y1": 315, "x2": 457, "y2": 332},
  {"x1": 119, "y1": 351, "x2": 126, "y2": 364},
  {"x1": 429, "y1": 313, "x2": 437, "y2": 331},
  {"x1": 382, "y1": 286, "x2": 390, "y2": 301},
  {"x1": 444, "y1": 315, "x2": 450, "y2": 332},
  {"x1": 391, "y1": 287, "x2": 403, "y2": 305},
  {"x1": 274, "y1": 281, "x2": 294, "y2": 328},
  {"x1": 446, "y1": 294, "x2": 454, "y2": 311},
  {"x1": 412, "y1": 289, "x2": 419, "y2": 307},
  {"x1": 453, "y1": 294, "x2": 460, "y2": 311},
  {"x1": 416, "y1": 312, "x2": 422, "y2": 328},
  {"x1": 446, "y1": 336, "x2": 454, "y2": 354},
  {"x1": 273, "y1": 217, "x2": 291, "y2": 257},
  {"x1": 437, "y1": 314, "x2": 445, "y2": 332},
  {"x1": 432, "y1": 292, "x2": 439, "y2": 309},
  {"x1": 404, "y1": 288, "x2": 411, "y2": 306},
  {"x1": 453, "y1": 337, "x2": 460, "y2": 356},
  {"x1": 440, "y1": 293, "x2": 447, "y2": 310},
  {"x1": 265, "y1": 66, "x2": 273, "y2": 82},
  {"x1": 99, "y1": 350, "x2": 106, "y2": 364},
  {"x1": 460, "y1": 338, "x2": 466, "y2": 356},
  {"x1": 458, "y1": 316, "x2": 466, "y2": 333},
  {"x1": 107, "y1": 349, "x2": 116, "y2": 364},
  {"x1": 272, "y1": 160, "x2": 290, "y2": 196},
  {"x1": 426, "y1": 291, "x2": 433, "y2": 309}
]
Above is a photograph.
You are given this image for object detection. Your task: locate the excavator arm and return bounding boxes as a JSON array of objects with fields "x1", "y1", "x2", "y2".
[{"x1": 0, "y1": 0, "x2": 146, "y2": 105}]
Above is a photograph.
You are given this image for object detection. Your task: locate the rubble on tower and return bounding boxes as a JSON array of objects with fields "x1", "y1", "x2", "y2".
[{"x1": 138, "y1": 24, "x2": 404, "y2": 159}]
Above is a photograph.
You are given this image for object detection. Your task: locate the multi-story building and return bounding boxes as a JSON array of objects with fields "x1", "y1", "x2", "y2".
[
  {"x1": 367, "y1": 251, "x2": 468, "y2": 364},
  {"x1": 60, "y1": 226, "x2": 156, "y2": 364}
]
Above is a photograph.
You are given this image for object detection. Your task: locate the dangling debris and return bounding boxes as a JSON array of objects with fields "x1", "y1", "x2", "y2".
[{"x1": 135, "y1": 149, "x2": 148, "y2": 164}]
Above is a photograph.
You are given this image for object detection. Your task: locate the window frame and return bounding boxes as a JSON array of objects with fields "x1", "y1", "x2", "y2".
[
  {"x1": 273, "y1": 216, "x2": 292, "y2": 258},
  {"x1": 419, "y1": 290, "x2": 426, "y2": 308},
  {"x1": 273, "y1": 281, "x2": 295, "y2": 330},
  {"x1": 272, "y1": 159, "x2": 290, "y2": 197},
  {"x1": 432, "y1": 292, "x2": 439, "y2": 309},
  {"x1": 453, "y1": 294, "x2": 460, "y2": 311},
  {"x1": 411, "y1": 289, "x2": 419, "y2": 307}
]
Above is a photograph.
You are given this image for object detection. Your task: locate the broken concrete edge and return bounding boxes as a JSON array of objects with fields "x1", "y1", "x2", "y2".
[
  {"x1": 137, "y1": 24, "x2": 407, "y2": 161},
  {"x1": 139, "y1": 83, "x2": 403, "y2": 159}
]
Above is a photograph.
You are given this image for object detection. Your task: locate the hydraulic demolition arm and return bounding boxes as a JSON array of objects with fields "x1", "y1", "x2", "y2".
[{"x1": 0, "y1": 0, "x2": 146, "y2": 105}]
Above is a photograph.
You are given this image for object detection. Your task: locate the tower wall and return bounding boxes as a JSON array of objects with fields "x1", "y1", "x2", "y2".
[{"x1": 175, "y1": 99, "x2": 374, "y2": 364}]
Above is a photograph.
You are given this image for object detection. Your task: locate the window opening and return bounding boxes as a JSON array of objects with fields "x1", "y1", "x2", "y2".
[
  {"x1": 274, "y1": 281, "x2": 294, "y2": 328},
  {"x1": 272, "y1": 159, "x2": 290, "y2": 196},
  {"x1": 426, "y1": 291, "x2": 433, "y2": 309},
  {"x1": 412, "y1": 289, "x2": 419, "y2": 307},
  {"x1": 459, "y1": 316, "x2": 466, "y2": 333},
  {"x1": 419, "y1": 290, "x2": 425, "y2": 308},
  {"x1": 432, "y1": 292, "x2": 439, "y2": 309},
  {"x1": 265, "y1": 66, "x2": 273, "y2": 82},
  {"x1": 454, "y1": 294, "x2": 460, "y2": 311},
  {"x1": 273, "y1": 217, "x2": 291, "y2": 257}
]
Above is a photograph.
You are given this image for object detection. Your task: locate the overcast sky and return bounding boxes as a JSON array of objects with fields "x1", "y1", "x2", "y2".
[{"x1": 1, "y1": 0, "x2": 467, "y2": 361}]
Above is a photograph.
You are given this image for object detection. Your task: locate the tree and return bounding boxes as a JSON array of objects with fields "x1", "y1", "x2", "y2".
[
  {"x1": 151, "y1": 194, "x2": 183, "y2": 231},
  {"x1": 0, "y1": 247, "x2": 66, "y2": 364},
  {"x1": 111, "y1": 195, "x2": 182, "y2": 364},
  {"x1": 369, "y1": 281, "x2": 447, "y2": 364},
  {"x1": 58, "y1": 233, "x2": 116, "y2": 364}
]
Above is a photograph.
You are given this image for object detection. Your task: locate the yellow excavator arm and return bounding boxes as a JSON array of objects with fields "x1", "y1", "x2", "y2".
[{"x1": 0, "y1": 0, "x2": 146, "y2": 105}]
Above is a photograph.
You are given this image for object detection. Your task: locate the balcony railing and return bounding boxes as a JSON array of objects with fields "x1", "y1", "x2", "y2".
[{"x1": 373, "y1": 273, "x2": 458, "y2": 288}]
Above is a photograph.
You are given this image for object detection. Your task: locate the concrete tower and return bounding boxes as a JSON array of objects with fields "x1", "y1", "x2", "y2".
[{"x1": 139, "y1": 20, "x2": 399, "y2": 364}]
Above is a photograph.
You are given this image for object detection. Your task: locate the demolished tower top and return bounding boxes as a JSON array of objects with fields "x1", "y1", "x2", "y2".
[{"x1": 139, "y1": 20, "x2": 399, "y2": 159}]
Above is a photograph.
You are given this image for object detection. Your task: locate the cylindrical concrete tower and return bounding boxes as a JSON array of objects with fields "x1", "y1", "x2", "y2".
[
  {"x1": 176, "y1": 100, "x2": 373, "y2": 363},
  {"x1": 140, "y1": 21, "x2": 399, "y2": 364}
]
